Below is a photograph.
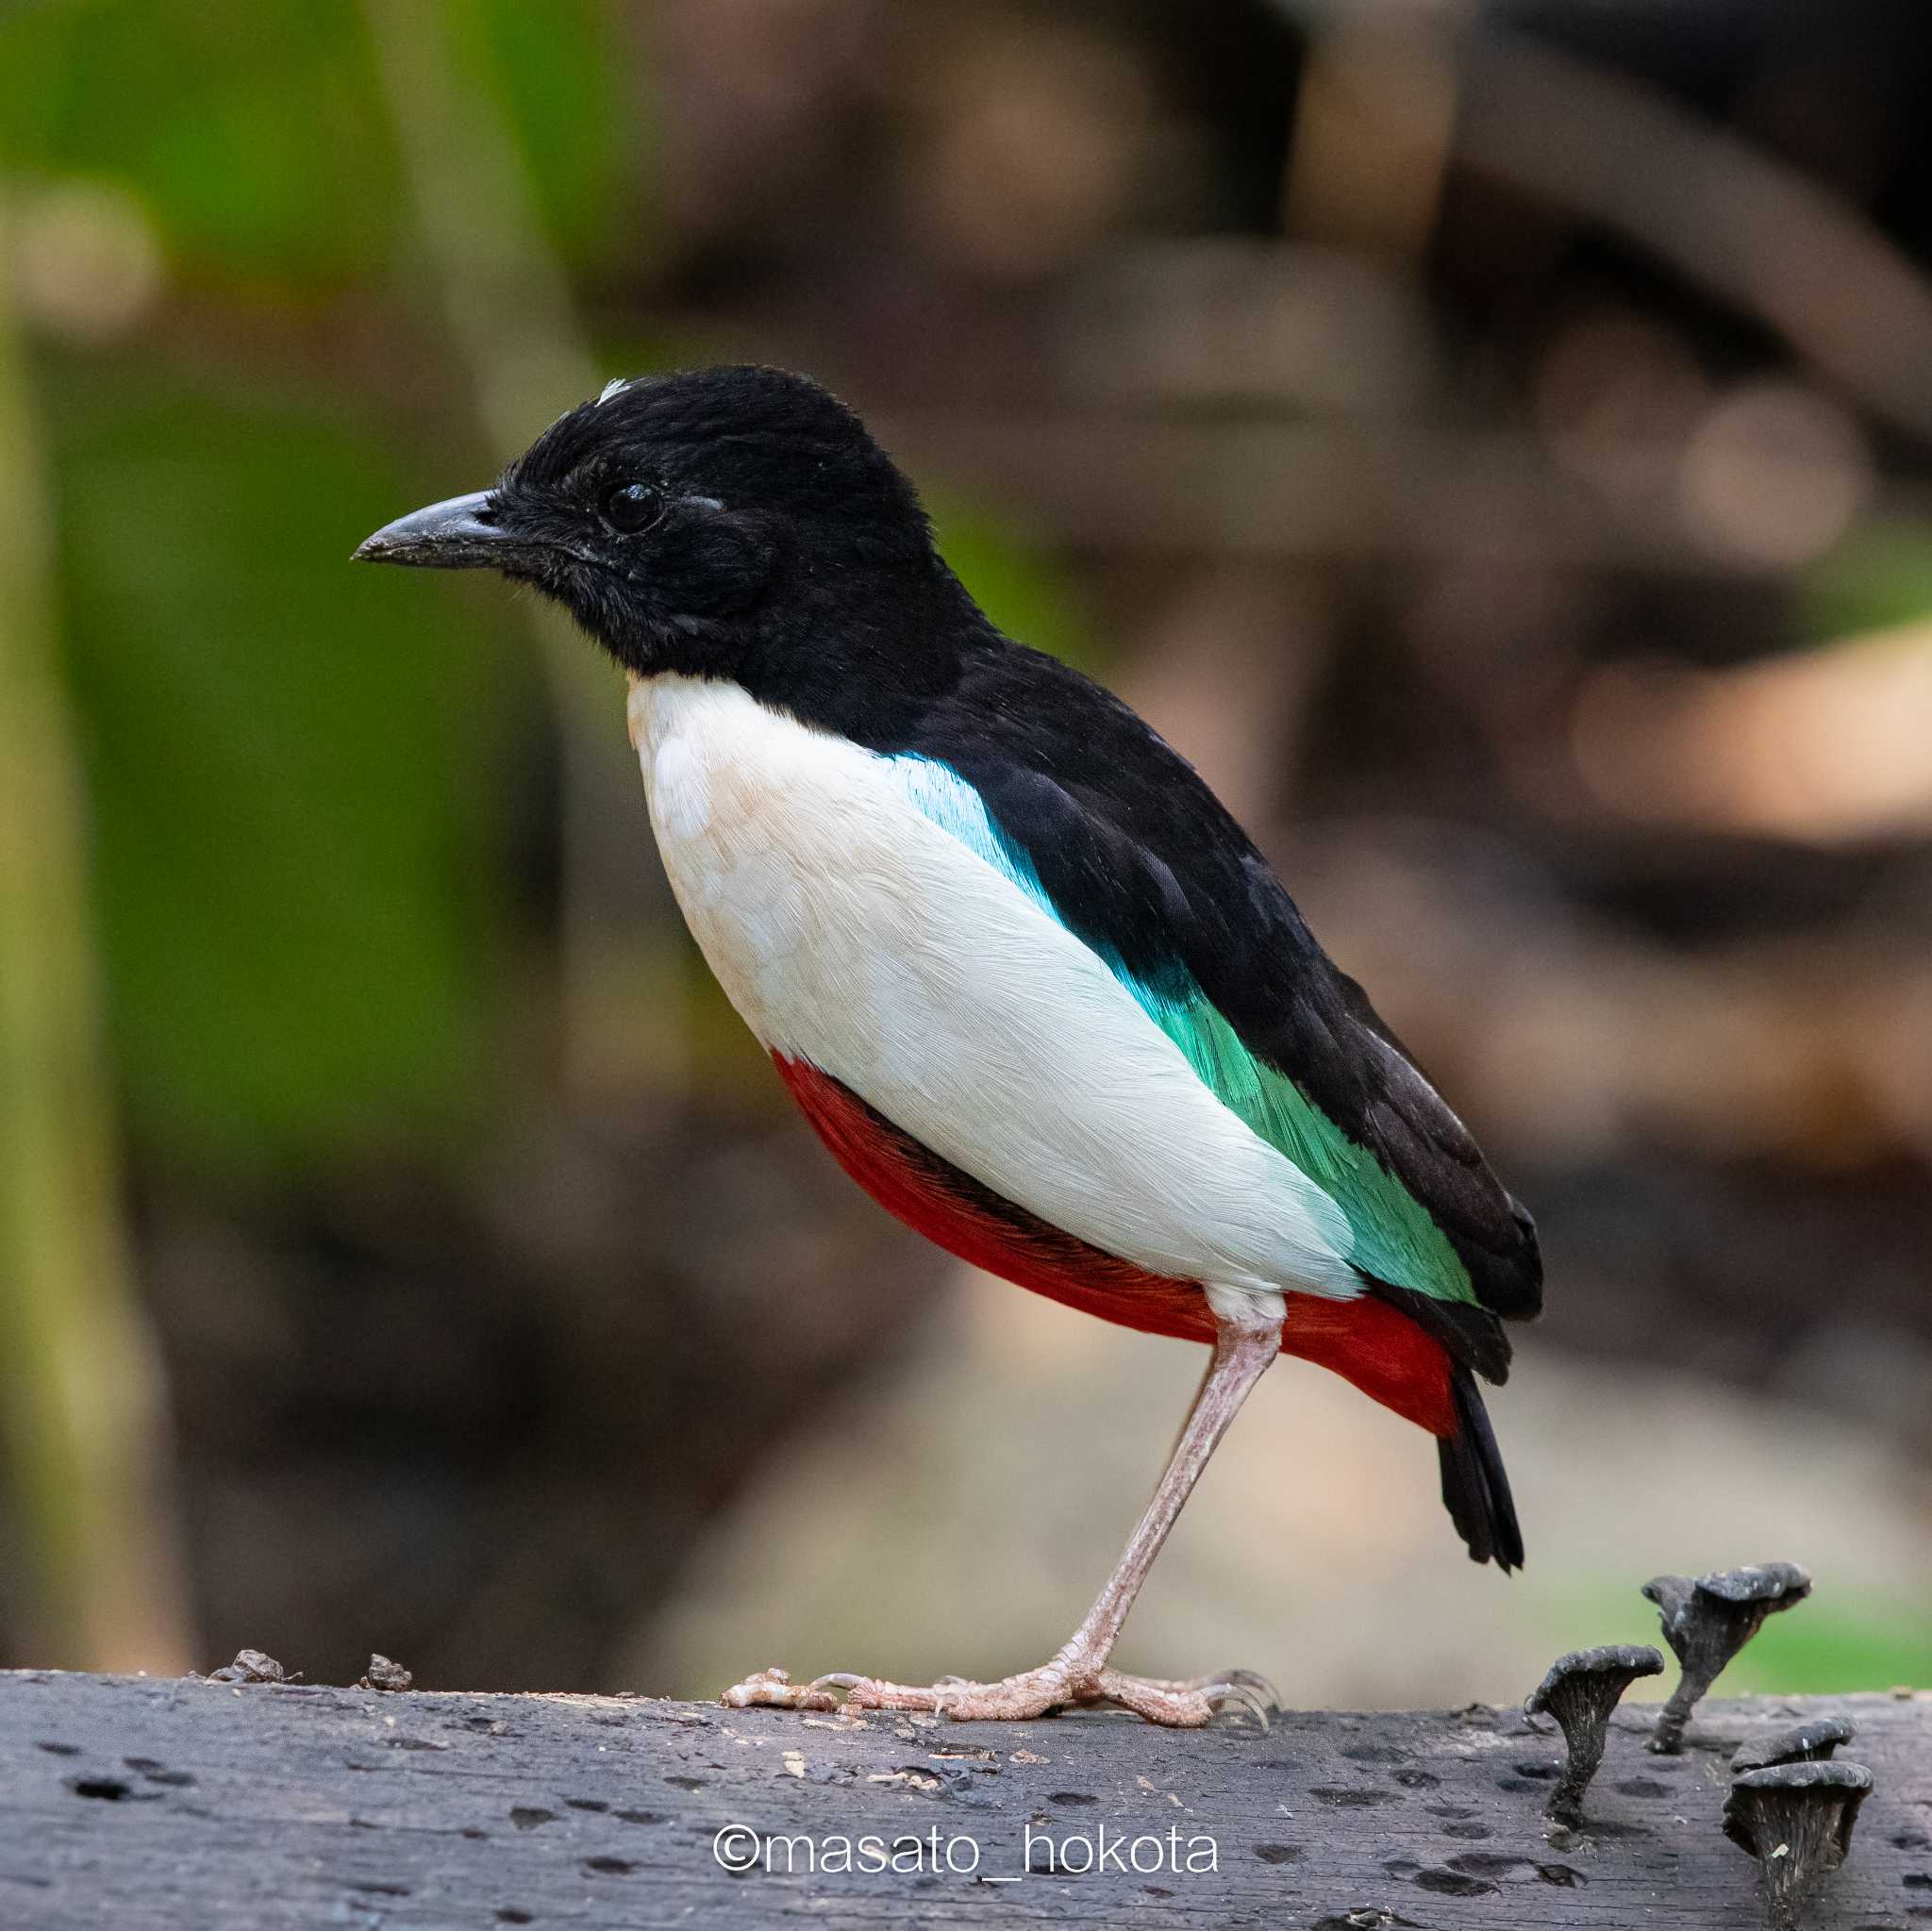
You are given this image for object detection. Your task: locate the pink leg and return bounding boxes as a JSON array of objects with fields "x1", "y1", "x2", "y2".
[{"x1": 724, "y1": 1308, "x2": 1282, "y2": 1727}]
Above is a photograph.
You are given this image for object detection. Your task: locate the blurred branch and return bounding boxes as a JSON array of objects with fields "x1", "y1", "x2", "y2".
[
  {"x1": 880, "y1": 411, "x2": 1907, "y2": 570},
  {"x1": 0, "y1": 178, "x2": 192, "y2": 1671},
  {"x1": 359, "y1": 3, "x2": 592, "y2": 463},
  {"x1": 361, "y1": 0, "x2": 682, "y2": 1102},
  {"x1": 1457, "y1": 29, "x2": 1932, "y2": 445}
]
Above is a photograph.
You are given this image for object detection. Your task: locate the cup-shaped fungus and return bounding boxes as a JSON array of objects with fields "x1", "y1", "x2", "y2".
[
  {"x1": 1643, "y1": 1562, "x2": 1811, "y2": 1754},
  {"x1": 1731, "y1": 1715, "x2": 1855, "y2": 1776},
  {"x1": 1723, "y1": 1759, "x2": 1872, "y2": 1931},
  {"x1": 1524, "y1": 1644, "x2": 1666, "y2": 1826}
]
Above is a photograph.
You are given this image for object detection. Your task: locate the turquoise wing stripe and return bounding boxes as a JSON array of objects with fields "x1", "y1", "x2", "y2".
[
  {"x1": 886, "y1": 753, "x2": 1476, "y2": 1307},
  {"x1": 1128, "y1": 985, "x2": 1474, "y2": 1305}
]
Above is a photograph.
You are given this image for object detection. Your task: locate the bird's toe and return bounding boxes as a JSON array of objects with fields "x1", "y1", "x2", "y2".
[
  {"x1": 719, "y1": 1666, "x2": 843, "y2": 1712},
  {"x1": 1091, "y1": 1665, "x2": 1276, "y2": 1729}
]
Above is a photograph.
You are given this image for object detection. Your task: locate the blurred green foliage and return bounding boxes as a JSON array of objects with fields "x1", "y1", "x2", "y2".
[
  {"x1": 1803, "y1": 519, "x2": 1932, "y2": 641},
  {"x1": 47, "y1": 359, "x2": 530, "y2": 1175},
  {"x1": 1, "y1": 2, "x2": 399, "y2": 286},
  {"x1": 468, "y1": 0, "x2": 632, "y2": 266},
  {"x1": 0, "y1": 0, "x2": 1087, "y2": 1182},
  {"x1": 0, "y1": 0, "x2": 1090, "y2": 1181},
  {"x1": 1725, "y1": 1595, "x2": 1932, "y2": 1697},
  {"x1": 0, "y1": 0, "x2": 623, "y2": 286},
  {"x1": 0, "y1": 0, "x2": 636, "y2": 1180},
  {"x1": 930, "y1": 493, "x2": 1097, "y2": 672}
]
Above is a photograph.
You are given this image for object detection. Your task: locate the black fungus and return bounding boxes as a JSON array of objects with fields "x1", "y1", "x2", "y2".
[
  {"x1": 1722, "y1": 1759, "x2": 1872, "y2": 1930},
  {"x1": 1730, "y1": 1715, "x2": 1855, "y2": 1775},
  {"x1": 1643, "y1": 1562, "x2": 1811, "y2": 1754},
  {"x1": 1524, "y1": 1644, "x2": 1665, "y2": 1826}
]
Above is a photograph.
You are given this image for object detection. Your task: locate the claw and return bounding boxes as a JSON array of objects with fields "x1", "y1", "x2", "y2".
[
  {"x1": 1211, "y1": 1668, "x2": 1281, "y2": 1710},
  {"x1": 1206, "y1": 1679, "x2": 1273, "y2": 1731}
]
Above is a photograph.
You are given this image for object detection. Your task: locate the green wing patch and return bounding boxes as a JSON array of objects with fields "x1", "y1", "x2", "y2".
[
  {"x1": 1131, "y1": 986, "x2": 1476, "y2": 1307},
  {"x1": 887, "y1": 752, "x2": 1475, "y2": 1306}
]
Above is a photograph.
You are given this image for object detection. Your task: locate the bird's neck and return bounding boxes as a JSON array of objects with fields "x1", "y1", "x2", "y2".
[{"x1": 726, "y1": 553, "x2": 994, "y2": 747}]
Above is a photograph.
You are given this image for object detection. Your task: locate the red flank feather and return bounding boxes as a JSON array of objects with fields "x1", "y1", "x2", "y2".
[{"x1": 774, "y1": 1053, "x2": 1457, "y2": 1440}]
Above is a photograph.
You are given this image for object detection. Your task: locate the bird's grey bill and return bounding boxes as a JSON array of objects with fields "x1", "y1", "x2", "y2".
[{"x1": 353, "y1": 491, "x2": 518, "y2": 570}]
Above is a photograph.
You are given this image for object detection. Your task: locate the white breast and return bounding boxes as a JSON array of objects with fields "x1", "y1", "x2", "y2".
[{"x1": 626, "y1": 674, "x2": 1359, "y2": 1302}]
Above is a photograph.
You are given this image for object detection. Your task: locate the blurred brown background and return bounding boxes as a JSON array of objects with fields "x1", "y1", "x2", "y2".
[{"x1": 1, "y1": 0, "x2": 1928, "y2": 1708}]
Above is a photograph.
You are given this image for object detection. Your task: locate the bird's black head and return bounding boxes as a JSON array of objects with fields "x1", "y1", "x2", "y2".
[{"x1": 356, "y1": 366, "x2": 961, "y2": 707}]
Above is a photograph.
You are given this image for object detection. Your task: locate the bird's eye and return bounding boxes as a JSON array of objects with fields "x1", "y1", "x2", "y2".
[{"x1": 601, "y1": 481, "x2": 664, "y2": 534}]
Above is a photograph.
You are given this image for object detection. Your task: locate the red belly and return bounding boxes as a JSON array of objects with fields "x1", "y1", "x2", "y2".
[{"x1": 774, "y1": 1054, "x2": 1456, "y2": 1438}]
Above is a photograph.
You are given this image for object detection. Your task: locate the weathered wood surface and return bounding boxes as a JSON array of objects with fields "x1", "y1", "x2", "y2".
[{"x1": 1, "y1": 1672, "x2": 1926, "y2": 1928}]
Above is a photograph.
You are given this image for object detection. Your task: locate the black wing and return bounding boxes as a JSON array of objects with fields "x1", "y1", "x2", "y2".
[{"x1": 893, "y1": 641, "x2": 1543, "y2": 1358}]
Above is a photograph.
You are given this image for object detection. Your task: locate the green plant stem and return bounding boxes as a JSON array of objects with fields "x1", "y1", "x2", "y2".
[
  {"x1": 0, "y1": 180, "x2": 192, "y2": 1671},
  {"x1": 361, "y1": 0, "x2": 685, "y2": 1104}
]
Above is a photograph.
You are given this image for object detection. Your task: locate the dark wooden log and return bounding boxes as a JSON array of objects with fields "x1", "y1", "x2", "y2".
[{"x1": 2, "y1": 1671, "x2": 1927, "y2": 1927}]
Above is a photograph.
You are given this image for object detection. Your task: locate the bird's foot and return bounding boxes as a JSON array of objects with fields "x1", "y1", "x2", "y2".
[
  {"x1": 721, "y1": 1661, "x2": 1276, "y2": 1729},
  {"x1": 1092, "y1": 1667, "x2": 1279, "y2": 1728}
]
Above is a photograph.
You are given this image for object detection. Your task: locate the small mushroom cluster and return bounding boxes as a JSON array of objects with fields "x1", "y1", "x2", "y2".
[
  {"x1": 1522, "y1": 1561, "x2": 1876, "y2": 1931},
  {"x1": 1522, "y1": 1559, "x2": 1818, "y2": 1830},
  {"x1": 1723, "y1": 1718, "x2": 1873, "y2": 1931}
]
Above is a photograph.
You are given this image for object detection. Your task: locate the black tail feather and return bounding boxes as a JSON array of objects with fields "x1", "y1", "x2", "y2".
[{"x1": 1437, "y1": 1365, "x2": 1524, "y2": 1571}]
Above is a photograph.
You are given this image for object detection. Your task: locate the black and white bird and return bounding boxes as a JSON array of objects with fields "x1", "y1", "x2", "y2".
[{"x1": 357, "y1": 365, "x2": 1542, "y2": 1727}]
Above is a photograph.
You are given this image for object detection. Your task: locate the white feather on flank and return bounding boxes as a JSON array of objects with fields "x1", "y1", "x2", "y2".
[{"x1": 625, "y1": 674, "x2": 1359, "y2": 1308}]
